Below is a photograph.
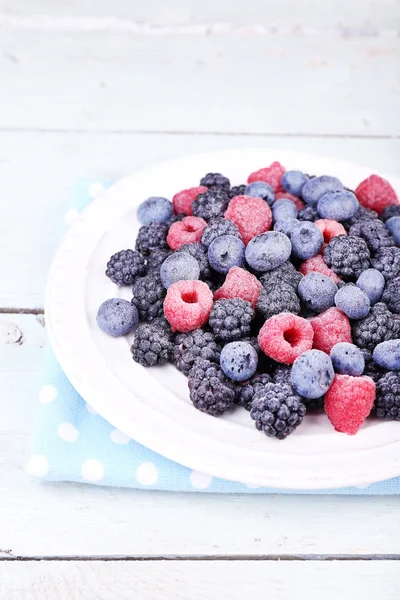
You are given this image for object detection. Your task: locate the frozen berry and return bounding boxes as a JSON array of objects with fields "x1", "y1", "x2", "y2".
[
  {"x1": 302, "y1": 175, "x2": 344, "y2": 206},
  {"x1": 272, "y1": 199, "x2": 298, "y2": 222},
  {"x1": 317, "y1": 190, "x2": 358, "y2": 222},
  {"x1": 382, "y1": 276, "x2": 400, "y2": 314},
  {"x1": 275, "y1": 191, "x2": 305, "y2": 211},
  {"x1": 173, "y1": 329, "x2": 221, "y2": 375},
  {"x1": 244, "y1": 181, "x2": 275, "y2": 205},
  {"x1": 330, "y1": 342, "x2": 365, "y2": 376},
  {"x1": 257, "y1": 281, "x2": 300, "y2": 320},
  {"x1": 349, "y1": 219, "x2": 395, "y2": 254},
  {"x1": 385, "y1": 216, "x2": 400, "y2": 245},
  {"x1": 245, "y1": 231, "x2": 292, "y2": 272},
  {"x1": 290, "y1": 221, "x2": 324, "y2": 260},
  {"x1": 106, "y1": 249, "x2": 146, "y2": 286},
  {"x1": 324, "y1": 234, "x2": 370, "y2": 281},
  {"x1": 214, "y1": 266, "x2": 262, "y2": 308},
  {"x1": 229, "y1": 184, "x2": 247, "y2": 199},
  {"x1": 178, "y1": 242, "x2": 212, "y2": 279},
  {"x1": 167, "y1": 216, "x2": 207, "y2": 250},
  {"x1": 236, "y1": 373, "x2": 272, "y2": 410},
  {"x1": 220, "y1": 341, "x2": 258, "y2": 382},
  {"x1": 355, "y1": 174, "x2": 399, "y2": 215},
  {"x1": 225, "y1": 195, "x2": 272, "y2": 245},
  {"x1": 315, "y1": 219, "x2": 347, "y2": 253},
  {"x1": 97, "y1": 298, "x2": 139, "y2": 337},
  {"x1": 342, "y1": 205, "x2": 378, "y2": 231},
  {"x1": 373, "y1": 339, "x2": 400, "y2": 371},
  {"x1": 200, "y1": 172, "x2": 230, "y2": 192},
  {"x1": 291, "y1": 349, "x2": 335, "y2": 399},
  {"x1": 208, "y1": 235, "x2": 246, "y2": 274},
  {"x1": 298, "y1": 273, "x2": 338, "y2": 313},
  {"x1": 298, "y1": 205, "x2": 319, "y2": 222},
  {"x1": 371, "y1": 247, "x2": 400, "y2": 280},
  {"x1": 192, "y1": 188, "x2": 230, "y2": 221},
  {"x1": 258, "y1": 313, "x2": 314, "y2": 364},
  {"x1": 146, "y1": 248, "x2": 172, "y2": 274},
  {"x1": 137, "y1": 196, "x2": 173, "y2": 225},
  {"x1": 356, "y1": 269, "x2": 385, "y2": 305},
  {"x1": 352, "y1": 302, "x2": 400, "y2": 353},
  {"x1": 164, "y1": 280, "x2": 213, "y2": 332},
  {"x1": 209, "y1": 298, "x2": 254, "y2": 342},
  {"x1": 381, "y1": 204, "x2": 400, "y2": 222},
  {"x1": 260, "y1": 261, "x2": 303, "y2": 291},
  {"x1": 247, "y1": 161, "x2": 286, "y2": 192},
  {"x1": 131, "y1": 322, "x2": 172, "y2": 367},
  {"x1": 299, "y1": 255, "x2": 342, "y2": 284},
  {"x1": 335, "y1": 283, "x2": 371, "y2": 320},
  {"x1": 188, "y1": 358, "x2": 236, "y2": 416},
  {"x1": 172, "y1": 186, "x2": 207, "y2": 216},
  {"x1": 274, "y1": 218, "x2": 300, "y2": 238},
  {"x1": 309, "y1": 307, "x2": 352, "y2": 354},
  {"x1": 281, "y1": 170, "x2": 309, "y2": 197},
  {"x1": 375, "y1": 371, "x2": 400, "y2": 420},
  {"x1": 136, "y1": 222, "x2": 169, "y2": 256},
  {"x1": 200, "y1": 217, "x2": 241, "y2": 248},
  {"x1": 160, "y1": 252, "x2": 200, "y2": 289},
  {"x1": 250, "y1": 383, "x2": 306, "y2": 440},
  {"x1": 325, "y1": 374, "x2": 375, "y2": 435},
  {"x1": 132, "y1": 274, "x2": 165, "y2": 322}
]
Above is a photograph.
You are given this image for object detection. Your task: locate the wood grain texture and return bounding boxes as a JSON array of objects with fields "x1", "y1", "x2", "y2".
[
  {"x1": 1, "y1": 561, "x2": 399, "y2": 600},
  {"x1": 0, "y1": 32, "x2": 398, "y2": 136}
]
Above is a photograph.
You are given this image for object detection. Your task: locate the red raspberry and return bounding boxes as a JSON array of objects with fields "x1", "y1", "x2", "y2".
[
  {"x1": 309, "y1": 307, "x2": 351, "y2": 354},
  {"x1": 258, "y1": 313, "x2": 314, "y2": 364},
  {"x1": 164, "y1": 280, "x2": 213, "y2": 332},
  {"x1": 214, "y1": 266, "x2": 262, "y2": 308},
  {"x1": 167, "y1": 216, "x2": 207, "y2": 250},
  {"x1": 315, "y1": 219, "x2": 346, "y2": 253},
  {"x1": 275, "y1": 191, "x2": 305, "y2": 211},
  {"x1": 225, "y1": 195, "x2": 272, "y2": 245},
  {"x1": 325, "y1": 375, "x2": 376, "y2": 435},
  {"x1": 247, "y1": 161, "x2": 286, "y2": 192},
  {"x1": 355, "y1": 174, "x2": 399, "y2": 215},
  {"x1": 172, "y1": 186, "x2": 207, "y2": 216},
  {"x1": 299, "y1": 255, "x2": 342, "y2": 284}
]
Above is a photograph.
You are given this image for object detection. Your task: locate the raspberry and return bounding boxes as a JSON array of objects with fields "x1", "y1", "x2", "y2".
[
  {"x1": 257, "y1": 281, "x2": 301, "y2": 320},
  {"x1": 259, "y1": 261, "x2": 303, "y2": 291},
  {"x1": 349, "y1": 220, "x2": 395, "y2": 254},
  {"x1": 371, "y1": 247, "x2": 400, "y2": 280},
  {"x1": 355, "y1": 174, "x2": 399, "y2": 215},
  {"x1": 172, "y1": 186, "x2": 207, "y2": 216},
  {"x1": 136, "y1": 222, "x2": 169, "y2": 256},
  {"x1": 315, "y1": 219, "x2": 347, "y2": 253},
  {"x1": 188, "y1": 359, "x2": 236, "y2": 416},
  {"x1": 167, "y1": 216, "x2": 207, "y2": 250},
  {"x1": 164, "y1": 280, "x2": 213, "y2": 332},
  {"x1": 375, "y1": 371, "x2": 400, "y2": 420},
  {"x1": 324, "y1": 234, "x2": 370, "y2": 281},
  {"x1": 192, "y1": 188, "x2": 230, "y2": 221},
  {"x1": 258, "y1": 313, "x2": 314, "y2": 364},
  {"x1": 214, "y1": 266, "x2": 262, "y2": 308},
  {"x1": 105, "y1": 249, "x2": 146, "y2": 286},
  {"x1": 225, "y1": 195, "x2": 272, "y2": 245},
  {"x1": 299, "y1": 255, "x2": 342, "y2": 284},
  {"x1": 275, "y1": 191, "x2": 305, "y2": 211},
  {"x1": 250, "y1": 383, "x2": 306, "y2": 439},
  {"x1": 309, "y1": 307, "x2": 351, "y2": 354},
  {"x1": 209, "y1": 298, "x2": 254, "y2": 342},
  {"x1": 247, "y1": 161, "x2": 286, "y2": 192},
  {"x1": 173, "y1": 329, "x2": 221, "y2": 375},
  {"x1": 325, "y1": 374, "x2": 376, "y2": 435}
]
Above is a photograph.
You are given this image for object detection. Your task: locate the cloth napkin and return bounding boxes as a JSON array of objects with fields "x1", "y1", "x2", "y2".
[{"x1": 28, "y1": 179, "x2": 400, "y2": 494}]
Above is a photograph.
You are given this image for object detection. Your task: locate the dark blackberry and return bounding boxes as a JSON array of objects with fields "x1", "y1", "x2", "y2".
[
  {"x1": 200, "y1": 217, "x2": 241, "y2": 248},
  {"x1": 259, "y1": 261, "x2": 303, "y2": 291},
  {"x1": 351, "y1": 302, "x2": 400, "y2": 353},
  {"x1": 250, "y1": 383, "x2": 306, "y2": 440},
  {"x1": 131, "y1": 323, "x2": 172, "y2": 367},
  {"x1": 188, "y1": 358, "x2": 236, "y2": 416},
  {"x1": 380, "y1": 204, "x2": 400, "y2": 222},
  {"x1": 342, "y1": 205, "x2": 378, "y2": 231},
  {"x1": 257, "y1": 282, "x2": 300, "y2": 320},
  {"x1": 178, "y1": 242, "x2": 212, "y2": 279},
  {"x1": 297, "y1": 205, "x2": 319, "y2": 222},
  {"x1": 151, "y1": 315, "x2": 173, "y2": 334},
  {"x1": 229, "y1": 184, "x2": 246, "y2": 199},
  {"x1": 200, "y1": 172, "x2": 230, "y2": 192},
  {"x1": 135, "y1": 222, "x2": 168, "y2": 256},
  {"x1": 105, "y1": 249, "x2": 146, "y2": 286},
  {"x1": 166, "y1": 212, "x2": 185, "y2": 226},
  {"x1": 324, "y1": 234, "x2": 370, "y2": 281},
  {"x1": 209, "y1": 298, "x2": 254, "y2": 342},
  {"x1": 349, "y1": 220, "x2": 394, "y2": 254},
  {"x1": 375, "y1": 372, "x2": 400, "y2": 420},
  {"x1": 173, "y1": 329, "x2": 221, "y2": 376},
  {"x1": 146, "y1": 248, "x2": 172, "y2": 274},
  {"x1": 382, "y1": 277, "x2": 400, "y2": 314},
  {"x1": 236, "y1": 373, "x2": 272, "y2": 410},
  {"x1": 304, "y1": 397, "x2": 325, "y2": 411},
  {"x1": 131, "y1": 274, "x2": 165, "y2": 323},
  {"x1": 371, "y1": 247, "x2": 400, "y2": 280},
  {"x1": 192, "y1": 188, "x2": 230, "y2": 221},
  {"x1": 273, "y1": 365, "x2": 292, "y2": 384}
]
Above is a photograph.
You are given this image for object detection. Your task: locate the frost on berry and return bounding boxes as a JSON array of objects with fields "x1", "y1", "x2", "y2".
[
  {"x1": 258, "y1": 313, "x2": 314, "y2": 364},
  {"x1": 325, "y1": 374, "x2": 376, "y2": 435},
  {"x1": 315, "y1": 219, "x2": 347, "y2": 253},
  {"x1": 309, "y1": 307, "x2": 351, "y2": 354},
  {"x1": 247, "y1": 161, "x2": 286, "y2": 192},
  {"x1": 214, "y1": 267, "x2": 262, "y2": 308},
  {"x1": 275, "y1": 191, "x2": 305, "y2": 211},
  {"x1": 299, "y1": 255, "x2": 342, "y2": 284},
  {"x1": 172, "y1": 186, "x2": 207, "y2": 216},
  {"x1": 167, "y1": 216, "x2": 207, "y2": 250},
  {"x1": 164, "y1": 280, "x2": 213, "y2": 332},
  {"x1": 355, "y1": 174, "x2": 399, "y2": 215},
  {"x1": 225, "y1": 195, "x2": 272, "y2": 244}
]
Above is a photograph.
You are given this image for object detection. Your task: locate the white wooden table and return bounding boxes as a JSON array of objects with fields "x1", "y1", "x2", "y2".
[{"x1": 1, "y1": 2, "x2": 400, "y2": 597}]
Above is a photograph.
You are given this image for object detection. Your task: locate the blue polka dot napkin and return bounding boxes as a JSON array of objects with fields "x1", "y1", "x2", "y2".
[{"x1": 29, "y1": 179, "x2": 400, "y2": 494}]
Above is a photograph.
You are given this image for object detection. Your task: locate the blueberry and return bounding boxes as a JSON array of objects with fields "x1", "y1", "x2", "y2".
[
  {"x1": 317, "y1": 190, "x2": 359, "y2": 222},
  {"x1": 356, "y1": 268, "x2": 385, "y2": 305},
  {"x1": 301, "y1": 176, "x2": 344, "y2": 206},
  {"x1": 96, "y1": 298, "x2": 139, "y2": 337},
  {"x1": 373, "y1": 340, "x2": 400, "y2": 370},
  {"x1": 137, "y1": 196, "x2": 173, "y2": 225},
  {"x1": 208, "y1": 234, "x2": 245, "y2": 274},
  {"x1": 298, "y1": 273, "x2": 338, "y2": 313},
  {"x1": 245, "y1": 231, "x2": 292, "y2": 272},
  {"x1": 281, "y1": 170, "x2": 309, "y2": 196},
  {"x1": 290, "y1": 221, "x2": 323, "y2": 259},
  {"x1": 160, "y1": 252, "x2": 200, "y2": 289},
  {"x1": 220, "y1": 341, "x2": 258, "y2": 382},
  {"x1": 334, "y1": 283, "x2": 370, "y2": 319},
  {"x1": 385, "y1": 216, "x2": 400, "y2": 245},
  {"x1": 272, "y1": 199, "x2": 298, "y2": 222},
  {"x1": 274, "y1": 218, "x2": 300, "y2": 237},
  {"x1": 291, "y1": 349, "x2": 335, "y2": 399},
  {"x1": 330, "y1": 342, "x2": 365, "y2": 376},
  {"x1": 244, "y1": 181, "x2": 275, "y2": 206}
]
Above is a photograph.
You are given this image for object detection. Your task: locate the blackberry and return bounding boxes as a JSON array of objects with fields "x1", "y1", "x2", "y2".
[
  {"x1": 146, "y1": 248, "x2": 172, "y2": 274},
  {"x1": 166, "y1": 212, "x2": 185, "y2": 226},
  {"x1": 192, "y1": 188, "x2": 230, "y2": 221},
  {"x1": 273, "y1": 364, "x2": 292, "y2": 384},
  {"x1": 151, "y1": 315, "x2": 174, "y2": 334},
  {"x1": 297, "y1": 205, "x2": 319, "y2": 222},
  {"x1": 105, "y1": 249, "x2": 146, "y2": 286},
  {"x1": 236, "y1": 373, "x2": 272, "y2": 410},
  {"x1": 257, "y1": 282, "x2": 300, "y2": 320},
  {"x1": 371, "y1": 247, "x2": 400, "y2": 280},
  {"x1": 349, "y1": 220, "x2": 394, "y2": 254},
  {"x1": 351, "y1": 302, "x2": 400, "y2": 353},
  {"x1": 324, "y1": 234, "x2": 370, "y2": 281},
  {"x1": 188, "y1": 358, "x2": 236, "y2": 416},
  {"x1": 200, "y1": 217, "x2": 241, "y2": 248},
  {"x1": 178, "y1": 242, "x2": 212, "y2": 279},
  {"x1": 342, "y1": 205, "x2": 378, "y2": 231},
  {"x1": 250, "y1": 383, "x2": 306, "y2": 440},
  {"x1": 381, "y1": 204, "x2": 400, "y2": 222},
  {"x1": 375, "y1": 372, "x2": 400, "y2": 420},
  {"x1": 135, "y1": 222, "x2": 168, "y2": 256},
  {"x1": 131, "y1": 274, "x2": 165, "y2": 323},
  {"x1": 173, "y1": 329, "x2": 221, "y2": 376},
  {"x1": 259, "y1": 261, "x2": 303, "y2": 291},
  {"x1": 209, "y1": 298, "x2": 254, "y2": 342},
  {"x1": 229, "y1": 184, "x2": 246, "y2": 199},
  {"x1": 131, "y1": 323, "x2": 172, "y2": 367},
  {"x1": 200, "y1": 172, "x2": 230, "y2": 192},
  {"x1": 382, "y1": 276, "x2": 400, "y2": 314}
]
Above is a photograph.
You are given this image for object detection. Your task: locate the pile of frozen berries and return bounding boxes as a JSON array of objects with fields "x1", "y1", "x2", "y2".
[{"x1": 97, "y1": 162, "x2": 400, "y2": 440}]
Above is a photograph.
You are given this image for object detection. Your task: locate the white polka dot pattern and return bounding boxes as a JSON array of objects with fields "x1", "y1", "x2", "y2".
[
  {"x1": 189, "y1": 471, "x2": 213, "y2": 489},
  {"x1": 25, "y1": 455, "x2": 49, "y2": 477},
  {"x1": 57, "y1": 422, "x2": 79, "y2": 442},
  {"x1": 38, "y1": 384, "x2": 58, "y2": 404},
  {"x1": 81, "y1": 459, "x2": 104, "y2": 482},
  {"x1": 136, "y1": 462, "x2": 158, "y2": 486}
]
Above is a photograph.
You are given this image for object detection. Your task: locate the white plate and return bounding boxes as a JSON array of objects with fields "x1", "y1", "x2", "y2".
[{"x1": 46, "y1": 148, "x2": 400, "y2": 489}]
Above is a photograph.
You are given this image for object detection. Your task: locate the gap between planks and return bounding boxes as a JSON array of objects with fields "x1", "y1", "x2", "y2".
[{"x1": 1, "y1": 554, "x2": 400, "y2": 562}]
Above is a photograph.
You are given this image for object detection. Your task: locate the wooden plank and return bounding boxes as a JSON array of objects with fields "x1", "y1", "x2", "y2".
[
  {"x1": 0, "y1": 32, "x2": 398, "y2": 136},
  {"x1": 0, "y1": 561, "x2": 399, "y2": 599},
  {"x1": 1, "y1": 132, "x2": 399, "y2": 310}
]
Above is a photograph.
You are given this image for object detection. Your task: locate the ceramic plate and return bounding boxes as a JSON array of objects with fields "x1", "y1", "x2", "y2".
[{"x1": 46, "y1": 148, "x2": 400, "y2": 489}]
